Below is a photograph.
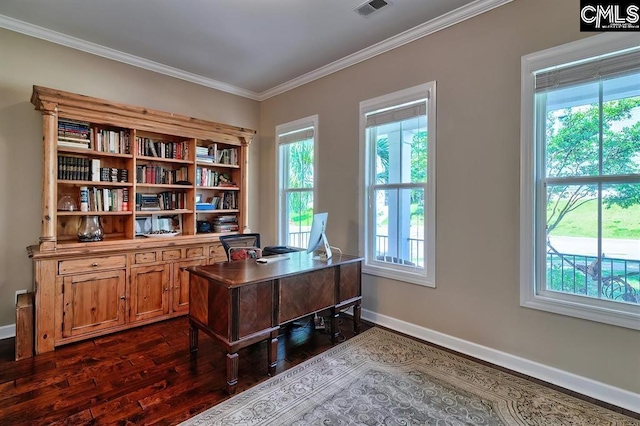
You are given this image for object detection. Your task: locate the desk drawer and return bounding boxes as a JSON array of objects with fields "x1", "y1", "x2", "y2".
[{"x1": 58, "y1": 255, "x2": 126, "y2": 275}]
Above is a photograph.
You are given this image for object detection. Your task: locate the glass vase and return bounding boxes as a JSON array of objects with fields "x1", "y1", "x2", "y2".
[{"x1": 77, "y1": 215, "x2": 104, "y2": 242}]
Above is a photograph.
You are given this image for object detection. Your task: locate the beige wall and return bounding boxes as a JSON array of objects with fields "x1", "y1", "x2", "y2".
[
  {"x1": 0, "y1": 28, "x2": 260, "y2": 327},
  {"x1": 258, "y1": 0, "x2": 640, "y2": 395}
]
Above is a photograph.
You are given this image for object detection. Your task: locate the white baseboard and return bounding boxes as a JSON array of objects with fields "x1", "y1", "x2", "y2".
[
  {"x1": 361, "y1": 308, "x2": 640, "y2": 413},
  {"x1": 0, "y1": 323, "x2": 16, "y2": 340}
]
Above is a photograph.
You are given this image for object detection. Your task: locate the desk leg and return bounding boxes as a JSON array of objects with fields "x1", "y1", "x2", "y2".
[
  {"x1": 226, "y1": 352, "x2": 239, "y2": 394},
  {"x1": 268, "y1": 330, "x2": 278, "y2": 376},
  {"x1": 189, "y1": 321, "x2": 199, "y2": 360},
  {"x1": 330, "y1": 307, "x2": 339, "y2": 344},
  {"x1": 353, "y1": 301, "x2": 361, "y2": 334}
]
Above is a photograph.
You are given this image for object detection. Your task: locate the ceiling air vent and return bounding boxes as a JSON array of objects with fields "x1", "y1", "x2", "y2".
[{"x1": 355, "y1": 0, "x2": 389, "y2": 17}]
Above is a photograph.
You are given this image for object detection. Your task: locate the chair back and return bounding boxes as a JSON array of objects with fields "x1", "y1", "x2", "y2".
[{"x1": 219, "y1": 233, "x2": 261, "y2": 262}]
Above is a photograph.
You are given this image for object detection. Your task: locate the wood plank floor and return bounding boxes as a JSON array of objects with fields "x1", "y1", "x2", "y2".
[
  {"x1": 1, "y1": 316, "x2": 637, "y2": 425},
  {"x1": 0, "y1": 314, "x2": 369, "y2": 425}
]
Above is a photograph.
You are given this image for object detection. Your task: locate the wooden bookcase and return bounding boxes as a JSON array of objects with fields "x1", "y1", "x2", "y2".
[{"x1": 27, "y1": 86, "x2": 256, "y2": 354}]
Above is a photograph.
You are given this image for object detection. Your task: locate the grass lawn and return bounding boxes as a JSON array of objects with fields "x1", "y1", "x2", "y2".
[{"x1": 549, "y1": 199, "x2": 640, "y2": 238}]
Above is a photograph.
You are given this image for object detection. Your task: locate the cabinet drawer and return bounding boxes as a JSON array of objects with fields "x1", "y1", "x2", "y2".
[
  {"x1": 209, "y1": 244, "x2": 227, "y2": 262},
  {"x1": 135, "y1": 251, "x2": 157, "y2": 264},
  {"x1": 162, "y1": 249, "x2": 182, "y2": 261},
  {"x1": 58, "y1": 255, "x2": 126, "y2": 275},
  {"x1": 186, "y1": 247, "x2": 204, "y2": 258}
]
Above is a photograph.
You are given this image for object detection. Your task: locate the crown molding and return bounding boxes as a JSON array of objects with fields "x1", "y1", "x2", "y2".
[
  {"x1": 257, "y1": 0, "x2": 513, "y2": 100},
  {"x1": 0, "y1": 14, "x2": 261, "y2": 101},
  {"x1": 0, "y1": 0, "x2": 512, "y2": 102}
]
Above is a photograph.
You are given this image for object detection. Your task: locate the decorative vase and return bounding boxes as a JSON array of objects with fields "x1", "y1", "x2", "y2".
[{"x1": 77, "y1": 215, "x2": 104, "y2": 242}]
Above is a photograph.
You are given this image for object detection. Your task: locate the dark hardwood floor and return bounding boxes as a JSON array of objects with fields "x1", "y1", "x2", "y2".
[{"x1": 0, "y1": 314, "x2": 369, "y2": 425}]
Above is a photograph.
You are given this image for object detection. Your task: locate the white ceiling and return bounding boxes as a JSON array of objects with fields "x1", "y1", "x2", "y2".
[{"x1": 0, "y1": 0, "x2": 510, "y2": 100}]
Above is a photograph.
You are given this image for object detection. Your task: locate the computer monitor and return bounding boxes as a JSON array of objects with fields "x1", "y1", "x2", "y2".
[{"x1": 306, "y1": 212, "x2": 332, "y2": 260}]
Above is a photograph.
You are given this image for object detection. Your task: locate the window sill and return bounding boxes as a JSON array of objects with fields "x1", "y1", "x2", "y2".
[
  {"x1": 363, "y1": 264, "x2": 434, "y2": 288},
  {"x1": 521, "y1": 291, "x2": 640, "y2": 331}
]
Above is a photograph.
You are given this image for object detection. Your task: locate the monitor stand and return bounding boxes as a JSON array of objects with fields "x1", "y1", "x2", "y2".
[{"x1": 312, "y1": 232, "x2": 333, "y2": 261}]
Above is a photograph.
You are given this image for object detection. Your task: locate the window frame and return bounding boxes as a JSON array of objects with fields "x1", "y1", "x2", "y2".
[
  {"x1": 359, "y1": 82, "x2": 436, "y2": 287},
  {"x1": 520, "y1": 33, "x2": 640, "y2": 330},
  {"x1": 275, "y1": 115, "x2": 318, "y2": 248}
]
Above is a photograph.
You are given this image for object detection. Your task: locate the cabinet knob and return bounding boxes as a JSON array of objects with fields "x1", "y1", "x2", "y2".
[
  {"x1": 92, "y1": 263, "x2": 98, "y2": 267},
  {"x1": 120, "y1": 296, "x2": 125, "y2": 300}
]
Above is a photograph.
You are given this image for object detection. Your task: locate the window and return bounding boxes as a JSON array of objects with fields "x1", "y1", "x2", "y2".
[
  {"x1": 360, "y1": 82, "x2": 436, "y2": 287},
  {"x1": 276, "y1": 115, "x2": 317, "y2": 248},
  {"x1": 521, "y1": 34, "x2": 640, "y2": 329}
]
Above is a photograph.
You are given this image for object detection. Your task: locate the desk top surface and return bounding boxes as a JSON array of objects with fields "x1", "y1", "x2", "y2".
[{"x1": 188, "y1": 251, "x2": 362, "y2": 287}]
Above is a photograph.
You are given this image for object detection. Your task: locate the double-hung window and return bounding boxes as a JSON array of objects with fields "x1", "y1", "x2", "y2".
[
  {"x1": 276, "y1": 115, "x2": 317, "y2": 248},
  {"x1": 521, "y1": 34, "x2": 640, "y2": 329},
  {"x1": 360, "y1": 82, "x2": 436, "y2": 287}
]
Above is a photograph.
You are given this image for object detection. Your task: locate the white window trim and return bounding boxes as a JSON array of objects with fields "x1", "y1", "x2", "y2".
[
  {"x1": 359, "y1": 82, "x2": 436, "y2": 287},
  {"x1": 275, "y1": 115, "x2": 318, "y2": 246},
  {"x1": 520, "y1": 33, "x2": 640, "y2": 330}
]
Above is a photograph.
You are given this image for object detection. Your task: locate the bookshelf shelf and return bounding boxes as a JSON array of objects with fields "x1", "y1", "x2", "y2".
[
  {"x1": 136, "y1": 183, "x2": 193, "y2": 190},
  {"x1": 196, "y1": 161, "x2": 240, "y2": 169},
  {"x1": 135, "y1": 209, "x2": 193, "y2": 215},
  {"x1": 57, "y1": 210, "x2": 133, "y2": 216},
  {"x1": 196, "y1": 185, "x2": 239, "y2": 191},
  {"x1": 195, "y1": 209, "x2": 239, "y2": 214},
  {"x1": 137, "y1": 155, "x2": 193, "y2": 165},
  {"x1": 57, "y1": 147, "x2": 134, "y2": 159},
  {"x1": 58, "y1": 180, "x2": 133, "y2": 187}
]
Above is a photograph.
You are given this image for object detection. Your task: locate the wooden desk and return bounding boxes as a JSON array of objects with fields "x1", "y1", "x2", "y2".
[{"x1": 187, "y1": 251, "x2": 363, "y2": 394}]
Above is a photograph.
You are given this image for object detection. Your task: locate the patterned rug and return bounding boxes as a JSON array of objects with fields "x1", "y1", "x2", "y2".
[{"x1": 182, "y1": 327, "x2": 638, "y2": 425}]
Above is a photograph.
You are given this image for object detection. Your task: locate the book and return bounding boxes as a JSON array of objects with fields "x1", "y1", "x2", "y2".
[
  {"x1": 91, "y1": 159, "x2": 100, "y2": 182},
  {"x1": 58, "y1": 140, "x2": 90, "y2": 149}
]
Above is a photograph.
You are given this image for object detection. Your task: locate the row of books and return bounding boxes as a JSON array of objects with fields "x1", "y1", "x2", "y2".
[
  {"x1": 196, "y1": 167, "x2": 229, "y2": 188},
  {"x1": 58, "y1": 156, "x2": 128, "y2": 182},
  {"x1": 136, "y1": 165, "x2": 188, "y2": 185},
  {"x1": 81, "y1": 187, "x2": 129, "y2": 212},
  {"x1": 220, "y1": 191, "x2": 238, "y2": 210},
  {"x1": 136, "y1": 137, "x2": 189, "y2": 159},
  {"x1": 196, "y1": 144, "x2": 238, "y2": 165},
  {"x1": 95, "y1": 129, "x2": 131, "y2": 154},
  {"x1": 99, "y1": 167, "x2": 129, "y2": 183},
  {"x1": 134, "y1": 191, "x2": 187, "y2": 211},
  {"x1": 57, "y1": 119, "x2": 131, "y2": 154}
]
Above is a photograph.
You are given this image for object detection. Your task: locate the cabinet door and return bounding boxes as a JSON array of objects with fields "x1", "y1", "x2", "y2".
[
  {"x1": 62, "y1": 270, "x2": 126, "y2": 338},
  {"x1": 173, "y1": 259, "x2": 206, "y2": 313},
  {"x1": 130, "y1": 264, "x2": 170, "y2": 322}
]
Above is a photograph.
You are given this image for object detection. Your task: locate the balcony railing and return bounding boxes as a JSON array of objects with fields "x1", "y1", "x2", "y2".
[
  {"x1": 288, "y1": 230, "x2": 310, "y2": 250},
  {"x1": 547, "y1": 251, "x2": 639, "y2": 304},
  {"x1": 375, "y1": 235, "x2": 423, "y2": 267}
]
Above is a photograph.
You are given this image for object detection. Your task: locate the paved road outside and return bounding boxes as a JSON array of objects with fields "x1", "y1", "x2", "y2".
[{"x1": 549, "y1": 236, "x2": 640, "y2": 260}]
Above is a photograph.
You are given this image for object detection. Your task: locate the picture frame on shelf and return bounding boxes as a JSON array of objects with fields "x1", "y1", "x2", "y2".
[{"x1": 135, "y1": 217, "x2": 152, "y2": 236}]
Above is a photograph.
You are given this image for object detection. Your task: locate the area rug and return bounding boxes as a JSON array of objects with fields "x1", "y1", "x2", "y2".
[{"x1": 182, "y1": 327, "x2": 638, "y2": 425}]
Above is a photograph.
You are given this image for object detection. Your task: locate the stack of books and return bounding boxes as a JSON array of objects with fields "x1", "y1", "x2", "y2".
[
  {"x1": 212, "y1": 215, "x2": 238, "y2": 233},
  {"x1": 58, "y1": 119, "x2": 91, "y2": 149},
  {"x1": 136, "y1": 193, "x2": 161, "y2": 211}
]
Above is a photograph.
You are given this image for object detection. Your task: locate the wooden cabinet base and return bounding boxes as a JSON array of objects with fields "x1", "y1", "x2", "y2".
[{"x1": 28, "y1": 238, "x2": 227, "y2": 354}]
